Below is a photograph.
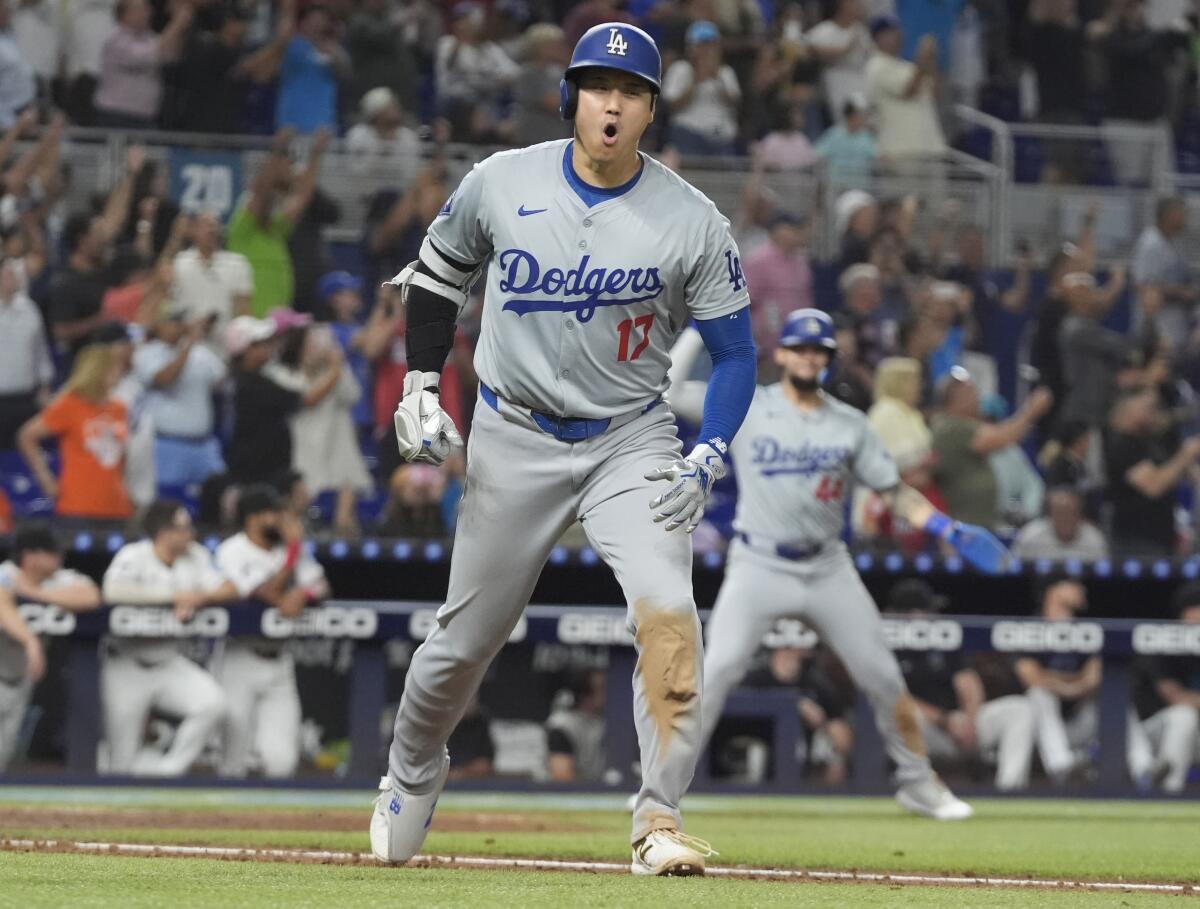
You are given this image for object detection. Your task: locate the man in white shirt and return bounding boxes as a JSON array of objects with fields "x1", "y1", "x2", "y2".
[
  {"x1": 171, "y1": 212, "x2": 254, "y2": 344},
  {"x1": 662, "y1": 20, "x2": 741, "y2": 156},
  {"x1": 1012, "y1": 487, "x2": 1110, "y2": 562},
  {"x1": 214, "y1": 484, "x2": 329, "y2": 778},
  {"x1": 863, "y1": 16, "x2": 946, "y2": 165},
  {"x1": 132, "y1": 304, "x2": 228, "y2": 488},
  {"x1": 101, "y1": 500, "x2": 237, "y2": 776},
  {"x1": 807, "y1": 0, "x2": 873, "y2": 124},
  {"x1": 0, "y1": 523, "x2": 101, "y2": 769},
  {"x1": 346, "y1": 87, "x2": 420, "y2": 187},
  {"x1": 0, "y1": 256, "x2": 54, "y2": 448}
]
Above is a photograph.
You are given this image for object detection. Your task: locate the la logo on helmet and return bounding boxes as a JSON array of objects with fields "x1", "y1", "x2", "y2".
[{"x1": 606, "y1": 27, "x2": 628, "y2": 56}]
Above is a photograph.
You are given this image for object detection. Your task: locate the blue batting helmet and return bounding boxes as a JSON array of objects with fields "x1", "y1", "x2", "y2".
[
  {"x1": 559, "y1": 23, "x2": 662, "y2": 120},
  {"x1": 779, "y1": 308, "x2": 837, "y2": 352}
]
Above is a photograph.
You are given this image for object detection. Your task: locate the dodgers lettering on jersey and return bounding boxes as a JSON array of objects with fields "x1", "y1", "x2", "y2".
[
  {"x1": 427, "y1": 139, "x2": 749, "y2": 419},
  {"x1": 730, "y1": 385, "x2": 899, "y2": 545}
]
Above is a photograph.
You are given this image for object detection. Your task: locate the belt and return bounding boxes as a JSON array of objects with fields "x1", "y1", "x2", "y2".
[
  {"x1": 156, "y1": 432, "x2": 212, "y2": 444},
  {"x1": 736, "y1": 531, "x2": 826, "y2": 561},
  {"x1": 480, "y1": 382, "x2": 660, "y2": 443}
]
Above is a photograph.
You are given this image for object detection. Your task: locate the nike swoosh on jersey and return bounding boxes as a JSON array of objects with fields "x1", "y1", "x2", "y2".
[{"x1": 517, "y1": 205, "x2": 548, "y2": 216}]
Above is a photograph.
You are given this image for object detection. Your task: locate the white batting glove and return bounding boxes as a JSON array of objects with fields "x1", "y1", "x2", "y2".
[
  {"x1": 393, "y1": 370, "x2": 463, "y2": 466},
  {"x1": 645, "y1": 441, "x2": 727, "y2": 533}
]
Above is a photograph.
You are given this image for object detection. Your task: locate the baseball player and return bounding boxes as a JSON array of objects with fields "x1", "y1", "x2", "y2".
[
  {"x1": 372, "y1": 22, "x2": 758, "y2": 876},
  {"x1": 0, "y1": 523, "x2": 101, "y2": 770},
  {"x1": 214, "y1": 484, "x2": 329, "y2": 778},
  {"x1": 668, "y1": 309, "x2": 1013, "y2": 818},
  {"x1": 101, "y1": 500, "x2": 237, "y2": 776}
]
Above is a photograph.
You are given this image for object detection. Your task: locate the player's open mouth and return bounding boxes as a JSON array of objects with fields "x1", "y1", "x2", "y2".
[{"x1": 602, "y1": 123, "x2": 619, "y2": 147}]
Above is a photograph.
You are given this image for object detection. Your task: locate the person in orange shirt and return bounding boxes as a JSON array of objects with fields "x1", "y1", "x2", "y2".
[{"x1": 17, "y1": 344, "x2": 133, "y2": 521}]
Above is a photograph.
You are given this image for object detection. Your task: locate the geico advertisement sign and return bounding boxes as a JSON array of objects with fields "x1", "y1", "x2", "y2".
[
  {"x1": 1132, "y1": 623, "x2": 1200, "y2": 655},
  {"x1": 991, "y1": 621, "x2": 1104, "y2": 653},
  {"x1": 261, "y1": 606, "x2": 379, "y2": 639},
  {"x1": 16, "y1": 603, "x2": 77, "y2": 636},
  {"x1": 410, "y1": 609, "x2": 528, "y2": 643},
  {"x1": 109, "y1": 606, "x2": 229, "y2": 637},
  {"x1": 881, "y1": 619, "x2": 963, "y2": 651},
  {"x1": 557, "y1": 613, "x2": 634, "y2": 646}
]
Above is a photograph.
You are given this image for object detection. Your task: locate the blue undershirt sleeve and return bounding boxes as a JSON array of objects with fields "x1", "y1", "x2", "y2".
[{"x1": 691, "y1": 307, "x2": 757, "y2": 454}]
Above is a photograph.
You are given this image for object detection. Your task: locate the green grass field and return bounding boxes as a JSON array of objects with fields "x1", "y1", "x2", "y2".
[{"x1": 1, "y1": 787, "x2": 1197, "y2": 908}]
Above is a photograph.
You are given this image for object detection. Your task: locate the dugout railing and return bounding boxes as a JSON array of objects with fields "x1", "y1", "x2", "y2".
[{"x1": 9, "y1": 598, "x2": 1197, "y2": 796}]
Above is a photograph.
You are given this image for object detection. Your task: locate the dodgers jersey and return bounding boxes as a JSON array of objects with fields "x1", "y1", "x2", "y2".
[
  {"x1": 730, "y1": 385, "x2": 899, "y2": 545},
  {"x1": 429, "y1": 139, "x2": 750, "y2": 419}
]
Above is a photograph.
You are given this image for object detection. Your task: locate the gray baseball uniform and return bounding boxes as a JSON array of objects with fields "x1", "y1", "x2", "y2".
[
  {"x1": 675, "y1": 380, "x2": 936, "y2": 784},
  {"x1": 387, "y1": 139, "x2": 749, "y2": 844}
]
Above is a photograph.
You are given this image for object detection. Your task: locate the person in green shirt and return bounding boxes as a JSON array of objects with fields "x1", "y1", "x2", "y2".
[
  {"x1": 930, "y1": 368, "x2": 1053, "y2": 529},
  {"x1": 226, "y1": 127, "x2": 330, "y2": 317}
]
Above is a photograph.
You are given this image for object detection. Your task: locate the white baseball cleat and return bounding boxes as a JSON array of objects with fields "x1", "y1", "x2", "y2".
[
  {"x1": 370, "y1": 755, "x2": 451, "y2": 863},
  {"x1": 631, "y1": 829, "x2": 717, "y2": 876},
  {"x1": 895, "y1": 777, "x2": 974, "y2": 821}
]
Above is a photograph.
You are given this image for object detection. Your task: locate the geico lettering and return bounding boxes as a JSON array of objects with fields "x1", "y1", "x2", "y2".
[
  {"x1": 558, "y1": 614, "x2": 634, "y2": 646},
  {"x1": 261, "y1": 606, "x2": 380, "y2": 639},
  {"x1": 882, "y1": 619, "x2": 963, "y2": 651},
  {"x1": 1133, "y1": 623, "x2": 1200, "y2": 655},
  {"x1": 991, "y1": 621, "x2": 1104, "y2": 653},
  {"x1": 109, "y1": 606, "x2": 229, "y2": 637},
  {"x1": 762, "y1": 619, "x2": 820, "y2": 650},
  {"x1": 16, "y1": 603, "x2": 76, "y2": 636}
]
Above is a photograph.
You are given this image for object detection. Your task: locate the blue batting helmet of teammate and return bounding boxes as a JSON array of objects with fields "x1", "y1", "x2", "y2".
[
  {"x1": 559, "y1": 23, "x2": 662, "y2": 120},
  {"x1": 778, "y1": 308, "x2": 837, "y2": 352}
]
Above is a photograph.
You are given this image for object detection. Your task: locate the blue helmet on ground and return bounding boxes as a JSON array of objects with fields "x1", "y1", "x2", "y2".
[
  {"x1": 778, "y1": 308, "x2": 837, "y2": 352},
  {"x1": 560, "y1": 23, "x2": 662, "y2": 120}
]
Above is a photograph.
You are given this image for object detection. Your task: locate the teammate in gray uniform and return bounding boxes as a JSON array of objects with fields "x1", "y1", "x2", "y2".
[
  {"x1": 668, "y1": 309, "x2": 1010, "y2": 818},
  {"x1": 371, "y1": 22, "x2": 759, "y2": 876},
  {"x1": 0, "y1": 524, "x2": 101, "y2": 770}
]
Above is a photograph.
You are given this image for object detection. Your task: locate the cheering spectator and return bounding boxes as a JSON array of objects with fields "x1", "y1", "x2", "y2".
[
  {"x1": 94, "y1": 320, "x2": 156, "y2": 510},
  {"x1": 743, "y1": 211, "x2": 812, "y2": 375},
  {"x1": 345, "y1": 0, "x2": 419, "y2": 114},
  {"x1": 101, "y1": 500, "x2": 235, "y2": 776},
  {"x1": 942, "y1": 225, "x2": 1030, "y2": 354},
  {"x1": 49, "y1": 148, "x2": 140, "y2": 368},
  {"x1": 864, "y1": 18, "x2": 946, "y2": 167},
  {"x1": 1131, "y1": 197, "x2": 1195, "y2": 347},
  {"x1": 0, "y1": 523, "x2": 101, "y2": 770},
  {"x1": 93, "y1": 0, "x2": 194, "y2": 128},
  {"x1": 885, "y1": 579, "x2": 1036, "y2": 791},
  {"x1": 0, "y1": 0, "x2": 35, "y2": 128},
  {"x1": 362, "y1": 158, "x2": 451, "y2": 300},
  {"x1": 662, "y1": 21, "x2": 741, "y2": 157},
  {"x1": 320, "y1": 271, "x2": 378, "y2": 436},
  {"x1": 227, "y1": 128, "x2": 329, "y2": 318},
  {"x1": 1040, "y1": 420, "x2": 1095, "y2": 495},
  {"x1": 1012, "y1": 486, "x2": 1109, "y2": 561},
  {"x1": 215, "y1": 484, "x2": 329, "y2": 777},
  {"x1": 814, "y1": 94, "x2": 877, "y2": 184},
  {"x1": 225, "y1": 314, "x2": 342, "y2": 487},
  {"x1": 11, "y1": 0, "x2": 59, "y2": 103},
  {"x1": 0, "y1": 256, "x2": 53, "y2": 449},
  {"x1": 546, "y1": 670, "x2": 607, "y2": 782},
  {"x1": 755, "y1": 101, "x2": 819, "y2": 171},
  {"x1": 172, "y1": 211, "x2": 254, "y2": 340},
  {"x1": 514, "y1": 23, "x2": 570, "y2": 147},
  {"x1": 1059, "y1": 271, "x2": 1147, "y2": 428},
  {"x1": 930, "y1": 369, "x2": 1052, "y2": 528},
  {"x1": 18, "y1": 344, "x2": 132, "y2": 521},
  {"x1": 1129, "y1": 582, "x2": 1200, "y2": 793},
  {"x1": 273, "y1": 2, "x2": 347, "y2": 134},
  {"x1": 838, "y1": 262, "x2": 889, "y2": 368},
  {"x1": 982, "y1": 394, "x2": 1045, "y2": 527},
  {"x1": 1105, "y1": 387, "x2": 1200, "y2": 557},
  {"x1": 434, "y1": 2, "x2": 519, "y2": 143},
  {"x1": 835, "y1": 188, "x2": 879, "y2": 269},
  {"x1": 868, "y1": 357, "x2": 932, "y2": 474},
  {"x1": 806, "y1": 0, "x2": 872, "y2": 123},
  {"x1": 346, "y1": 88, "x2": 421, "y2": 186},
  {"x1": 275, "y1": 315, "x2": 367, "y2": 536},
  {"x1": 1090, "y1": 0, "x2": 1185, "y2": 187},
  {"x1": 133, "y1": 305, "x2": 227, "y2": 490},
  {"x1": 1026, "y1": 0, "x2": 1087, "y2": 123},
  {"x1": 1016, "y1": 580, "x2": 1101, "y2": 783}
]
